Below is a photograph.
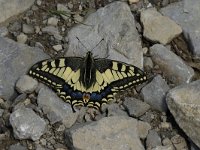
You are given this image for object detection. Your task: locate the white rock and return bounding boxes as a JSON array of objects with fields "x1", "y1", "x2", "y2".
[
  {"x1": 47, "y1": 17, "x2": 59, "y2": 26},
  {"x1": 52, "y1": 44, "x2": 62, "y2": 51},
  {"x1": 17, "y1": 33, "x2": 28, "y2": 43}
]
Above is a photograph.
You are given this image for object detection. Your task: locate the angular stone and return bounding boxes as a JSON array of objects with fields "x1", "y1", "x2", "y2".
[
  {"x1": 166, "y1": 80, "x2": 200, "y2": 148},
  {"x1": 37, "y1": 87, "x2": 78, "y2": 128},
  {"x1": 146, "y1": 130, "x2": 162, "y2": 149},
  {"x1": 141, "y1": 8, "x2": 182, "y2": 45},
  {"x1": 67, "y1": 1, "x2": 143, "y2": 69},
  {"x1": 161, "y1": 0, "x2": 200, "y2": 59},
  {"x1": 141, "y1": 75, "x2": 170, "y2": 112},
  {"x1": 65, "y1": 116, "x2": 145, "y2": 150},
  {"x1": 0, "y1": 0, "x2": 35, "y2": 23},
  {"x1": 0, "y1": 27, "x2": 8, "y2": 37},
  {"x1": 17, "y1": 33, "x2": 28, "y2": 44},
  {"x1": 0, "y1": 37, "x2": 49, "y2": 100},
  {"x1": 123, "y1": 97, "x2": 150, "y2": 117},
  {"x1": 152, "y1": 145, "x2": 174, "y2": 150},
  {"x1": 150, "y1": 44, "x2": 194, "y2": 85},
  {"x1": 137, "y1": 121, "x2": 151, "y2": 139},
  {"x1": 15, "y1": 75, "x2": 38, "y2": 93},
  {"x1": 10, "y1": 107, "x2": 46, "y2": 141}
]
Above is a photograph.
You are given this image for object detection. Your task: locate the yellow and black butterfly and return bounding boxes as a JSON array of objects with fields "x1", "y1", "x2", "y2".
[{"x1": 29, "y1": 51, "x2": 147, "y2": 111}]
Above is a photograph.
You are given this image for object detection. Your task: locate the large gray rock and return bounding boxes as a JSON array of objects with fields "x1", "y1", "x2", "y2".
[
  {"x1": 161, "y1": 0, "x2": 200, "y2": 59},
  {"x1": 166, "y1": 80, "x2": 200, "y2": 148},
  {"x1": 150, "y1": 44, "x2": 194, "y2": 85},
  {"x1": 67, "y1": 1, "x2": 143, "y2": 69},
  {"x1": 37, "y1": 87, "x2": 78, "y2": 128},
  {"x1": 10, "y1": 107, "x2": 46, "y2": 141},
  {"x1": 0, "y1": 0, "x2": 35, "y2": 23},
  {"x1": 141, "y1": 75, "x2": 170, "y2": 112},
  {"x1": 141, "y1": 8, "x2": 182, "y2": 45},
  {"x1": 65, "y1": 116, "x2": 146, "y2": 150},
  {"x1": 0, "y1": 37, "x2": 49, "y2": 100}
]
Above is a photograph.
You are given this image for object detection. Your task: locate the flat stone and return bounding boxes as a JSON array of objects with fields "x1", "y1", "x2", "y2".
[
  {"x1": 22, "y1": 24, "x2": 35, "y2": 34},
  {"x1": 146, "y1": 130, "x2": 162, "y2": 149},
  {"x1": 0, "y1": 0, "x2": 35, "y2": 23},
  {"x1": 0, "y1": 37, "x2": 49, "y2": 100},
  {"x1": 123, "y1": 97, "x2": 150, "y2": 117},
  {"x1": 150, "y1": 44, "x2": 194, "y2": 85},
  {"x1": 141, "y1": 8, "x2": 182, "y2": 45},
  {"x1": 10, "y1": 107, "x2": 46, "y2": 141},
  {"x1": 171, "y1": 135, "x2": 188, "y2": 150},
  {"x1": 67, "y1": 1, "x2": 143, "y2": 69},
  {"x1": 141, "y1": 75, "x2": 170, "y2": 112},
  {"x1": 161, "y1": 0, "x2": 200, "y2": 59},
  {"x1": 16, "y1": 75, "x2": 38, "y2": 93},
  {"x1": 166, "y1": 80, "x2": 200, "y2": 148},
  {"x1": 37, "y1": 87, "x2": 78, "y2": 128},
  {"x1": 65, "y1": 116, "x2": 145, "y2": 150}
]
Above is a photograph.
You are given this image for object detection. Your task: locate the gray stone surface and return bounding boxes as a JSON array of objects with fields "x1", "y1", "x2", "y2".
[
  {"x1": 22, "y1": 24, "x2": 34, "y2": 34},
  {"x1": 107, "y1": 103, "x2": 128, "y2": 117},
  {"x1": 0, "y1": 27, "x2": 8, "y2": 37},
  {"x1": 137, "y1": 121, "x2": 151, "y2": 139},
  {"x1": 141, "y1": 75, "x2": 170, "y2": 112},
  {"x1": 9, "y1": 143, "x2": 27, "y2": 150},
  {"x1": 41, "y1": 26, "x2": 62, "y2": 40},
  {"x1": 15, "y1": 75, "x2": 38, "y2": 93},
  {"x1": 0, "y1": 0, "x2": 35, "y2": 23},
  {"x1": 166, "y1": 80, "x2": 200, "y2": 148},
  {"x1": 141, "y1": 8, "x2": 182, "y2": 45},
  {"x1": 123, "y1": 97, "x2": 150, "y2": 117},
  {"x1": 150, "y1": 44, "x2": 194, "y2": 85},
  {"x1": 10, "y1": 107, "x2": 46, "y2": 141},
  {"x1": 0, "y1": 37, "x2": 49, "y2": 100},
  {"x1": 161, "y1": 0, "x2": 200, "y2": 59},
  {"x1": 65, "y1": 116, "x2": 145, "y2": 150},
  {"x1": 37, "y1": 87, "x2": 78, "y2": 128},
  {"x1": 146, "y1": 130, "x2": 162, "y2": 149},
  {"x1": 152, "y1": 145, "x2": 174, "y2": 150},
  {"x1": 0, "y1": 108, "x2": 4, "y2": 117},
  {"x1": 67, "y1": 1, "x2": 143, "y2": 69}
]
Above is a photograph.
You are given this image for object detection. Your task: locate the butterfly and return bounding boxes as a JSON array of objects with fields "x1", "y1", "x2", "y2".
[{"x1": 28, "y1": 51, "x2": 147, "y2": 111}]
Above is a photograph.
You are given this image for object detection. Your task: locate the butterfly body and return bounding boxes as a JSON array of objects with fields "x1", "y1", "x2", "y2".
[{"x1": 29, "y1": 51, "x2": 147, "y2": 110}]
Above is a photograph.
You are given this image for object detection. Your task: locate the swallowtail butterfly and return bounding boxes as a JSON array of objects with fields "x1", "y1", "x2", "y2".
[{"x1": 29, "y1": 51, "x2": 147, "y2": 111}]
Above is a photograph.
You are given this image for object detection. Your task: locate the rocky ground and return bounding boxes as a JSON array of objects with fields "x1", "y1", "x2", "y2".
[{"x1": 0, "y1": 0, "x2": 200, "y2": 150}]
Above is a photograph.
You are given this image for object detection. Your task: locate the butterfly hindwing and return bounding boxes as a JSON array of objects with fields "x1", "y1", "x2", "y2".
[{"x1": 84, "y1": 58, "x2": 147, "y2": 108}]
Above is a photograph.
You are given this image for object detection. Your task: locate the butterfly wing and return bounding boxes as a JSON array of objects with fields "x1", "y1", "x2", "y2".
[
  {"x1": 29, "y1": 57, "x2": 86, "y2": 109},
  {"x1": 87, "y1": 58, "x2": 147, "y2": 109}
]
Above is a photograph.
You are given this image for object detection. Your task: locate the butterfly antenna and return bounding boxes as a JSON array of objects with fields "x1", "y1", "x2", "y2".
[
  {"x1": 91, "y1": 38, "x2": 104, "y2": 52},
  {"x1": 76, "y1": 37, "x2": 88, "y2": 51}
]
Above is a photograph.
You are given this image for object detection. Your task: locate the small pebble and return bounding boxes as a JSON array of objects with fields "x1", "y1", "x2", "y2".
[
  {"x1": 53, "y1": 45, "x2": 62, "y2": 51},
  {"x1": 22, "y1": 24, "x2": 34, "y2": 34},
  {"x1": 47, "y1": 17, "x2": 59, "y2": 26},
  {"x1": 36, "y1": 0, "x2": 42, "y2": 6},
  {"x1": 17, "y1": 33, "x2": 28, "y2": 43}
]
